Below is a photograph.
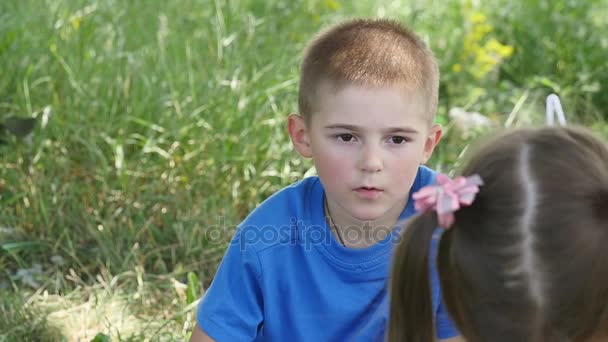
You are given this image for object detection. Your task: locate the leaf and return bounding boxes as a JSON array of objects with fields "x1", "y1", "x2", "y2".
[
  {"x1": 532, "y1": 76, "x2": 561, "y2": 92},
  {"x1": 90, "y1": 332, "x2": 111, "y2": 342},
  {"x1": 3, "y1": 117, "x2": 36, "y2": 137},
  {"x1": 186, "y1": 271, "x2": 200, "y2": 305},
  {"x1": 581, "y1": 81, "x2": 600, "y2": 93},
  {"x1": 1, "y1": 241, "x2": 44, "y2": 253}
]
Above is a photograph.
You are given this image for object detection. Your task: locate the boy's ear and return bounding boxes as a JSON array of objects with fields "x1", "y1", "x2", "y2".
[
  {"x1": 421, "y1": 124, "x2": 442, "y2": 164},
  {"x1": 288, "y1": 113, "x2": 313, "y2": 158}
]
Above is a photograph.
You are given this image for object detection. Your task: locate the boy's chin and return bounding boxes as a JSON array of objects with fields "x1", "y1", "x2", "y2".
[
  {"x1": 349, "y1": 210, "x2": 385, "y2": 223},
  {"x1": 348, "y1": 199, "x2": 406, "y2": 222}
]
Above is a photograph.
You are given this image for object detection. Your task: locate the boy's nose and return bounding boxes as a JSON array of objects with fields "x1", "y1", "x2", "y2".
[{"x1": 358, "y1": 145, "x2": 383, "y2": 173}]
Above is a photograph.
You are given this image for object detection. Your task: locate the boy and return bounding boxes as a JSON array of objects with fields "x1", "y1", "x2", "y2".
[{"x1": 191, "y1": 18, "x2": 460, "y2": 341}]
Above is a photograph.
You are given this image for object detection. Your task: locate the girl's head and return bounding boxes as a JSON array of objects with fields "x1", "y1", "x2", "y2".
[{"x1": 389, "y1": 126, "x2": 608, "y2": 342}]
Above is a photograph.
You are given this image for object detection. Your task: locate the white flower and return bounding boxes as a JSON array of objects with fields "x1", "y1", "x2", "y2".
[{"x1": 449, "y1": 107, "x2": 493, "y2": 136}]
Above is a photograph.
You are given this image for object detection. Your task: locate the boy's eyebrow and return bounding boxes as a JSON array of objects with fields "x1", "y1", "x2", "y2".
[{"x1": 324, "y1": 124, "x2": 419, "y2": 134}]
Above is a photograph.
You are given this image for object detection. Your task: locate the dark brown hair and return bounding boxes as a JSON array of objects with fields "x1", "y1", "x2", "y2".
[
  {"x1": 389, "y1": 126, "x2": 608, "y2": 342},
  {"x1": 299, "y1": 18, "x2": 439, "y2": 122}
]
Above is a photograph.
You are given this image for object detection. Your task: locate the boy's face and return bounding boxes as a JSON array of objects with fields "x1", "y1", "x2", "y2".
[{"x1": 289, "y1": 83, "x2": 441, "y2": 222}]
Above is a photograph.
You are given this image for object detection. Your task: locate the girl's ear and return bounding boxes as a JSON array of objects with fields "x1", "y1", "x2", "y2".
[{"x1": 288, "y1": 113, "x2": 313, "y2": 158}]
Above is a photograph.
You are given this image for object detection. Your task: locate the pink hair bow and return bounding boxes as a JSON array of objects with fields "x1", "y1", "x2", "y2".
[{"x1": 413, "y1": 173, "x2": 484, "y2": 229}]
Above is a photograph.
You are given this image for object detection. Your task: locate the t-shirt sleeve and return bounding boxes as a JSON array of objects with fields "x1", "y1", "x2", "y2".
[
  {"x1": 430, "y1": 229, "x2": 460, "y2": 340},
  {"x1": 435, "y1": 300, "x2": 459, "y2": 339},
  {"x1": 196, "y1": 230, "x2": 264, "y2": 341}
]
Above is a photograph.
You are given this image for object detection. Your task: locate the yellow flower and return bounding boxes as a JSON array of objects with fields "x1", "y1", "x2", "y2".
[
  {"x1": 71, "y1": 17, "x2": 81, "y2": 30},
  {"x1": 324, "y1": 0, "x2": 341, "y2": 11},
  {"x1": 471, "y1": 11, "x2": 487, "y2": 24},
  {"x1": 485, "y1": 38, "x2": 514, "y2": 58}
]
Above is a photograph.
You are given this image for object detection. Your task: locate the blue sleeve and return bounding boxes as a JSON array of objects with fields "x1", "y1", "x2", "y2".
[
  {"x1": 197, "y1": 230, "x2": 264, "y2": 341},
  {"x1": 430, "y1": 229, "x2": 460, "y2": 339},
  {"x1": 435, "y1": 300, "x2": 459, "y2": 339}
]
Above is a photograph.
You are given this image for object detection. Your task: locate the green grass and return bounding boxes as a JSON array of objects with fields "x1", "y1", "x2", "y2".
[
  {"x1": 1, "y1": 0, "x2": 606, "y2": 340},
  {"x1": 1, "y1": 290, "x2": 63, "y2": 341}
]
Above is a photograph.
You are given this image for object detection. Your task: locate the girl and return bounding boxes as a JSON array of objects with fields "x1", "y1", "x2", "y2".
[{"x1": 389, "y1": 126, "x2": 608, "y2": 342}]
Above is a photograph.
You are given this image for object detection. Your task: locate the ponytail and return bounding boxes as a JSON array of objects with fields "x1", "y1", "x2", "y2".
[{"x1": 388, "y1": 211, "x2": 440, "y2": 342}]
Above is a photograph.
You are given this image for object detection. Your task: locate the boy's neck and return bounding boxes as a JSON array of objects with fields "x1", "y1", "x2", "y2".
[{"x1": 324, "y1": 196, "x2": 406, "y2": 249}]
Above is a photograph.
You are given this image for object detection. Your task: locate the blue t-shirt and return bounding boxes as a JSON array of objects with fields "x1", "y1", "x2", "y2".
[{"x1": 197, "y1": 166, "x2": 458, "y2": 341}]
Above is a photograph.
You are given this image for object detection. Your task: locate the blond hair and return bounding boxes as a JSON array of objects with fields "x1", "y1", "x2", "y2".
[{"x1": 299, "y1": 18, "x2": 439, "y2": 121}]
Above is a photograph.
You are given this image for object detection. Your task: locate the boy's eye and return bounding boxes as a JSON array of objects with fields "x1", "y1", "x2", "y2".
[
  {"x1": 390, "y1": 136, "x2": 408, "y2": 144},
  {"x1": 337, "y1": 134, "x2": 355, "y2": 142}
]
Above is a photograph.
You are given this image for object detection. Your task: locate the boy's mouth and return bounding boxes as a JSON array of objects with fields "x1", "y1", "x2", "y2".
[{"x1": 354, "y1": 186, "x2": 384, "y2": 199}]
